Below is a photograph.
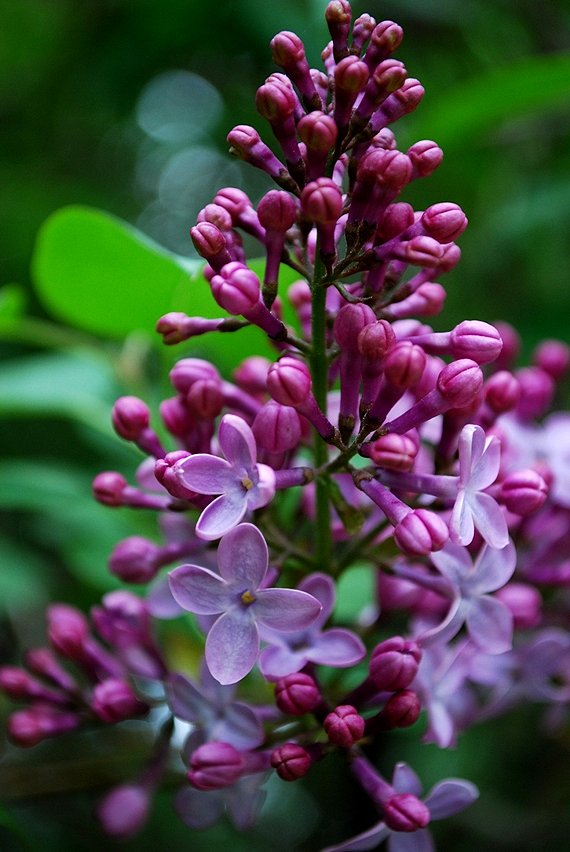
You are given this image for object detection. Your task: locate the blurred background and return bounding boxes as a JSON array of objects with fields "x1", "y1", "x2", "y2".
[{"x1": 1, "y1": 0, "x2": 570, "y2": 848}]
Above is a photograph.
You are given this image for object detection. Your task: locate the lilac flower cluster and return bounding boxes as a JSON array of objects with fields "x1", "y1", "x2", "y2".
[{"x1": 2, "y1": 2, "x2": 570, "y2": 847}]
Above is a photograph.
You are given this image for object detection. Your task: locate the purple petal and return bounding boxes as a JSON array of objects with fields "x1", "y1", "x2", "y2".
[
  {"x1": 430, "y1": 542, "x2": 472, "y2": 584},
  {"x1": 466, "y1": 595, "x2": 513, "y2": 654},
  {"x1": 217, "y1": 523, "x2": 268, "y2": 589},
  {"x1": 146, "y1": 575, "x2": 184, "y2": 619},
  {"x1": 308, "y1": 628, "x2": 366, "y2": 667},
  {"x1": 254, "y1": 589, "x2": 322, "y2": 631},
  {"x1": 226, "y1": 774, "x2": 268, "y2": 831},
  {"x1": 175, "y1": 454, "x2": 235, "y2": 494},
  {"x1": 418, "y1": 596, "x2": 466, "y2": 647},
  {"x1": 388, "y1": 829, "x2": 435, "y2": 852},
  {"x1": 392, "y1": 762, "x2": 423, "y2": 796},
  {"x1": 196, "y1": 492, "x2": 247, "y2": 541},
  {"x1": 469, "y1": 492, "x2": 509, "y2": 549},
  {"x1": 423, "y1": 699, "x2": 457, "y2": 748},
  {"x1": 458, "y1": 424, "x2": 486, "y2": 487},
  {"x1": 247, "y1": 464, "x2": 276, "y2": 510},
  {"x1": 169, "y1": 565, "x2": 230, "y2": 614},
  {"x1": 258, "y1": 644, "x2": 308, "y2": 680},
  {"x1": 299, "y1": 572, "x2": 336, "y2": 624},
  {"x1": 323, "y1": 822, "x2": 390, "y2": 852},
  {"x1": 205, "y1": 609, "x2": 259, "y2": 684},
  {"x1": 219, "y1": 413, "x2": 257, "y2": 469},
  {"x1": 469, "y1": 434, "x2": 501, "y2": 491},
  {"x1": 174, "y1": 787, "x2": 224, "y2": 830},
  {"x1": 212, "y1": 702, "x2": 264, "y2": 749},
  {"x1": 424, "y1": 779, "x2": 479, "y2": 820},
  {"x1": 449, "y1": 489, "x2": 475, "y2": 546},
  {"x1": 469, "y1": 541, "x2": 516, "y2": 594},
  {"x1": 166, "y1": 673, "x2": 208, "y2": 723}
]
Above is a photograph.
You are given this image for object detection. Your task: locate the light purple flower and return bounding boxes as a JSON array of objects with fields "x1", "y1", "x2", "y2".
[
  {"x1": 174, "y1": 414, "x2": 276, "y2": 540},
  {"x1": 450, "y1": 424, "x2": 508, "y2": 548},
  {"x1": 175, "y1": 772, "x2": 267, "y2": 831},
  {"x1": 259, "y1": 573, "x2": 366, "y2": 679},
  {"x1": 323, "y1": 762, "x2": 478, "y2": 852},
  {"x1": 168, "y1": 523, "x2": 322, "y2": 684}
]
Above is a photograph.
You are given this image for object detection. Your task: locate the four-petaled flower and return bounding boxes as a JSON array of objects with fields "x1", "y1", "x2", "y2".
[
  {"x1": 168, "y1": 523, "x2": 322, "y2": 684},
  {"x1": 174, "y1": 414, "x2": 276, "y2": 540}
]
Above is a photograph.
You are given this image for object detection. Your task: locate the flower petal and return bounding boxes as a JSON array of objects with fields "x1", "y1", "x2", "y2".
[
  {"x1": 219, "y1": 413, "x2": 257, "y2": 469},
  {"x1": 449, "y1": 489, "x2": 474, "y2": 546},
  {"x1": 247, "y1": 463, "x2": 276, "y2": 510},
  {"x1": 458, "y1": 424, "x2": 486, "y2": 488},
  {"x1": 226, "y1": 774, "x2": 268, "y2": 831},
  {"x1": 469, "y1": 492, "x2": 509, "y2": 549},
  {"x1": 392, "y1": 762, "x2": 423, "y2": 796},
  {"x1": 254, "y1": 589, "x2": 322, "y2": 631},
  {"x1": 205, "y1": 609, "x2": 259, "y2": 685},
  {"x1": 322, "y1": 821, "x2": 390, "y2": 852},
  {"x1": 166, "y1": 673, "x2": 209, "y2": 724},
  {"x1": 466, "y1": 595, "x2": 513, "y2": 654},
  {"x1": 212, "y1": 702, "x2": 264, "y2": 750},
  {"x1": 175, "y1": 454, "x2": 235, "y2": 494},
  {"x1": 418, "y1": 596, "x2": 466, "y2": 647},
  {"x1": 469, "y1": 541, "x2": 516, "y2": 594},
  {"x1": 174, "y1": 786, "x2": 224, "y2": 830},
  {"x1": 168, "y1": 564, "x2": 230, "y2": 614},
  {"x1": 424, "y1": 779, "x2": 479, "y2": 820},
  {"x1": 308, "y1": 628, "x2": 366, "y2": 667},
  {"x1": 469, "y1": 434, "x2": 501, "y2": 491},
  {"x1": 430, "y1": 541, "x2": 473, "y2": 584},
  {"x1": 299, "y1": 572, "x2": 336, "y2": 625},
  {"x1": 388, "y1": 829, "x2": 435, "y2": 852},
  {"x1": 217, "y1": 523, "x2": 268, "y2": 588},
  {"x1": 259, "y1": 644, "x2": 308, "y2": 680},
  {"x1": 196, "y1": 493, "x2": 247, "y2": 541}
]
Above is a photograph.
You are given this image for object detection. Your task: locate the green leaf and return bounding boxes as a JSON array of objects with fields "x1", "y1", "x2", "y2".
[
  {"x1": 32, "y1": 205, "x2": 200, "y2": 338},
  {"x1": 0, "y1": 284, "x2": 26, "y2": 325},
  {"x1": 0, "y1": 539, "x2": 46, "y2": 608},
  {"x1": 418, "y1": 53, "x2": 570, "y2": 149},
  {"x1": 333, "y1": 561, "x2": 376, "y2": 623}
]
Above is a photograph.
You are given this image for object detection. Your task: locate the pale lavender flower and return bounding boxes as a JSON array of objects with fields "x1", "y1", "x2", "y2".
[
  {"x1": 175, "y1": 771, "x2": 267, "y2": 831},
  {"x1": 323, "y1": 761, "x2": 478, "y2": 852},
  {"x1": 168, "y1": 524, "x2": 321, "y2": 684},
  {"x1": 174, "y1": 414, "x2": 276, "y2": 540},
  {"x1": 259, "y1": 573, "x2": 366, "y2": 679}
]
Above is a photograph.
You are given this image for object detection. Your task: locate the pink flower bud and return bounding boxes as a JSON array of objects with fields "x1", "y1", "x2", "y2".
[
  {"x1": 169, "y1": 358, "x2": 220, "y2": 394},
  {"x1": 256, "y1": 80, "x2": 296, "y2": 121},
  {"x1": 383, "y1": 793, "x2": 430, "y2": 832},
  {"x1": 394, "y1": 508, "x2": 449, "y2": 556},
  {"x1": 92, "y1": 678, "x2": 147, "y2": 723},
  {"x1": 334, "y1": 303, "x2": 376, "y2": 351},
  {"x1": 252, "y1": 401, "x2": 302, "y2": 453},
  {"x1": 358, "y1": 319, "x2": 397, "y2": 360},
  {"x1": 377, "y1": 202, "x2": 415, "y2": 240},
  {"x1": 97, "y1": 784, "x2": 151, "y2": 839},
  {"x1": 448, "y1": 320, "x2": 503, "y2": 364},
  {"x1": 324, "y1": 705, "x2": 365, "y2": 747},
  {"x1": 186, "y1": 377, "x2": 224, "y2": 419},
  {"x1": 271, "y1": 31, "x2": 306, "y2": 70},
  {"x1": 271, "y1": 742, "x2": 312, "y2": 781},
  {"x1": 533, "y1": 339, "x2": 570, "y2": 380},
  {"x1": 112, "y1": 397, "x2": 150, "y2": 441},
  {"x1": 301, "y1": 178, "x2": 343, "y2": 224},
  {"x1": 495, "y1": 583, "x2": 542, "y2": 629},
  {"x1": 335, "y1": 56, "x2": 369, "y2": 94},
  {"x1": 407, "y1": 140, "x2": 443, "y2": 178},
  {"x1": 211, "y1": 262, "x2": 261, "y2": 315},
  {"x1": 421, "y1": 202, "x2": 468, "y2": 242},
  {"x1": 366, "y1": 21, "x2": 404, "y2": 66},
  {"x1": 25, "y1": 648, "x2": 77, "y2": 692},
  {"x1": 197, "y1": 202, "x2": 233, "y2": 231},
  {"x1": 500, "y1": 469, "x2": 548, "y2": 516},
  {"x1": 374, "y1": 77, "x2": 424, "y2": 127},
  {"x1": 437, "y1": 359, "x2": 484, "y2": 407},
  {"x1": 393, "y1": 235, "x2": 444, "y2": 267},
  {"x1": 92, "y1": 471, "x2": 128, "y2": 506},
  {"x1": 367, "y1": 432, "x2": 418, "y2": 471},
  {"x1": 352, "y1": 14, "x2": 377, "y2": 53},
  {"x1": 109, "y1": 536, "x2": 161, "y2": 583},
  {"x1": 298, "y1": 111, "x2": 338, "y2": 153},
  {"x1": 257, "y1": 190, "x2": 297, "y2": 232},
  {"x1": 47, "y1": 604, "x2": 89, "y2": 658},
  {"x1": 515, "y1": 366, "x2": 555, "y2": 419},
  {"x1": 154, "y1": 451, "x2": 195, "y2": 500},
  {"x1": 484, "y1": 370, "x2": 520, "y2": 414},
  {"x1": 384, "y1": 342, "x2": 426, "y2": 389},
  {"x1": 214, "y1": 187, "x2": 252, "y2": 220},
  {"x1": 325, "y1": 1, "x2": 352, "y2": 54},
  {"x1": 275, "y1": 672, "x2": 320, "y2": 715},
  {"x1": 494, "y1": 321, "x2": 521, "y2": 369},
  {"x1": 233, "y1": 356, "x2": 271, "y2": 396},
  {"x1": 190, "y1": 222, "x2": 231, "y2": 270},
  {"x1": 267, "y1": 357, "x2": 312, "y2": 407},
  {"x1": 188, "y1": 742, "x2": 245, "y2": 790},
  {"x1": 381, "y1": 689, "x2": 421, "y2": 728},
  {"x1": 369, "y1": 637, "x2": 421, "y2": 692},
  {"x1": 159, "y1": 397, "x2": 195, "y2": 438},
  {"x1": 8, "y1": 705, "x2": 80, "y2": 747}
]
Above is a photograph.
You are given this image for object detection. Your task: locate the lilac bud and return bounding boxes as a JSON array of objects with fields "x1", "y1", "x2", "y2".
[
  {"x1": 270, "y1": 31, "x2": 320, "y2": 110},
  {"x1": 380, "y1": 689, "x2": 421, "y2": 728},
  {"x1": 515, "y1": 366, "x2": 555, "y2": 419},
  {"x1": 484, "y1": 370, "x2": 521, "y2": 414},
  {"x1": 190, "y1": 222, "x2": 232, "y2": 270},
  {"x1": 25, "y1": 648, "x2": 77, "y2": 693},
  {"x1": 252, "y1": 401, "x2": 302, "y2": 453},
  {"x1": 267, "y1": 356, "x2": 311, "y2": 407},
  {"x1": 495, "y1": 583, "x2": 542, "y2": 629},
  {"x1": 334, "y1": 56, "x2": 370, "y2": 128},
  {"x1": 421, "y1": 202, "x2": 468, "y2": 242},
  {"x1": 188, "y1": 741, "x2": 245, "y2": 790},
  {"x1": 335, "y1": 303, "x2": 376, "y2": 351},
  {"x1": 391, "y1": 235, "x2": 444, "y2": 267},
  {"x1": 494, "y1": 321, "x2": 521, "y2": 369},
  {"x1": 437, "y1": 242, "x2": 462, "y2": 273},
  {"x1": 186, "y1": 377, "x2": 224, "y2": 419},
  {"x1": 367, "y1": 432, "x2": 418, "y2": 471},
  {"x1": 92, "y1": 678, "x2": 147, "y2": 723},
  {"x1": 47, "y1": 604, "x2": 89, "y2": 658},
  {"x1": 257, "y1": 190, "x2": 297, "y2": 233},
  {"x1": 154, "y1": 451, "x2": 196, "y2": 500},
  {"x1": 384, "y1": 342, "x2": 426, "y2": 389},
  {"x1": 109, "y1": 536, "x2": 161, "y2": 583},
  {"x1": 372, "y1": 77, "x2": 425, "y2": 128},
  {"x1": 97, "y1": 784, "x2": 151, "y2": 839},
  {"x1": 301, "y1": 177, "x2": 343, "y2": 224},
  {"x1": 233, "y1": 356, "x2": 271, "y2": 396},
  {"x1": 325, "y1": 0, "x2": 352, "y2": 60},
  {"x1": 9, "y1": 705, "x2": 80, "y2": 747},
  {"x1": 500, "y1": 469, "x2": 548, "y2": 516},
  {"x1": 354, "y1": 59, "x2": 408, "y2": 128},
  {"x1": 351, "y1": 14, "x2": 377, "y2": 54},
  {"x1": 437, "y1": 359, "x2": 484, "y2": 407},
  {"x1": 271, "y1": 742, "x2": 312, "y2": 781},
  {"x1": 112, "y1": 397, "x2": 150, "y2": 441},
  {"x1": 0, "y1": 667, "x2": 55, "y2": 702},
  {"x1": 369, "y1": 637, "x2": 421, "y2": 692},
  {"x1": 394, "y1": 508, "x2": 449, "y2": 556},
  {"x1": 533, "y1": 339, "x2": 570, "y2": 380},
  {"x1": 298, "y1": 111, "x2": 338, "y2": 155},
  {"x1": 211, "y1": 262, "x2": 260, "y2": 315},
  {"x1": 385, "y1": 282, "x2": 447, "y2": 320},
  {"x1": 448, "y1": 320, "x2": 503, "y2": 363},
  {"x1": 92, "y1": 471, "x2": 128, "y2": 506},
  {"x1": 159, "y1": 397, "x2": 195, "y2": 438},
  {"x1": 197, "y1": 202, "x2": 233, "y2": 231},
  {"x1": 364, "y1": 21, "x2": 404, "y2": 71},
  {"x1": 256, "y1": 80, "x2": 296, "y2": 122},
  {"x1": 156, "y1": 312, "x2": 224, "y2": 345},
  {"x1": 228, "y1": 125, "x2": 295, "y2": 190},
  {"x1": 407, "y1": 140, "x2": 443, "y2": 179},
  {"x1": 275, "y1": 672, "x2": 320, "y2": 715},
  {"x1": 169, "y1": 358, "x2": 220, "y2": 394},
  {"x1": 377, "y1": 202, "x2": 415, "y2": 240},
  {"x1": 324, "y1": 705, "x2": 365, "y2": 747},
  {"x1": 383, "y1": 793, "x2": 430, "y2": 832}
]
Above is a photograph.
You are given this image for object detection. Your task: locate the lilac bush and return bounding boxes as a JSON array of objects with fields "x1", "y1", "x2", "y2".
[{"x1": 2, "y1": 1, "x2": 570, "y2": 847}]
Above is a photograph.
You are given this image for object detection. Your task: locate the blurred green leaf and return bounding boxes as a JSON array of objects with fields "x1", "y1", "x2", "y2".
[
  {"x1": 0, "y1": 538, "x2": 46, "y2": 608},
  {"x1": 333, "y1": 561, "x2": 375, "y2": 623},
  {"x1": 418, "y1": 53, "x2": 570, "y2": 148},
  {"x1": 0, "y1": 285, "x2": 26, "y2": 325}
]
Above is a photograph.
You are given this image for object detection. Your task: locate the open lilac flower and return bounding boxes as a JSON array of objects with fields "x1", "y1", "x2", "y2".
[
  {"x1": 175, "y1": 771, "x2": 267, "y2": 831},
  {"x1": 450, "y1": 424, "x2": 508, "y2": 548},
  {"x1": 169, "y1": 524, "x2": 321, "y2": 684},
  {"x1": 174, "y1": 414, "x2": 276, "y2": 540},
  {"x1": 259, "y1": 573, "x2": 366, "y2": 679},
  {"x1": 324, "y1": 761, "x2": 478, "y2": 852}
]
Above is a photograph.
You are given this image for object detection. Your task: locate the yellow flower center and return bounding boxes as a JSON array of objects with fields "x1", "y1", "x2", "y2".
[{"x1": 241, "y1": 590, "x2": 256, "y2": 606}]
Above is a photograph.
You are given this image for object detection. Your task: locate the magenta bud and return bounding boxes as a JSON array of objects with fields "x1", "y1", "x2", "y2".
[
  {"x1": 500, "y1": 469, "x2": 548, "y2": 516},
  {"x1": 190, "y1": 221, "x2": 231, "y2": 269},
  {"x1": 233, "y1": 356, "x2": 271, "y2": 396},
  {"x1": 97, "y1": 784, "x2": 151, "y2": 839},
  {"x1": 367, "y1": 20, "x2": 404, "y2": 64},
  {"x1": 334, "y1": 303, "x2": 377, "y2": 351},
  {"x1": 197, "y1": 202, "x2": 233, "y2": 231},
  {"x1": 324, "y1": 705, "x2": 365, "y2": 747},
  {"x1": 394, "y1": 235, "x2": 444, "y2": 267},
  {"x1": 252, "y1": 401, "x2": 302, "y2": 453},
  {"x1": 274, "y1": 672, "x2": 320, "y2": 715},
  {"x1": 25, "y1": 648, "x2": 77, "y2": 693},
  {"x1": 271, "y1": 31, "x2": 306, "y2": 70},
  {"x1": 92, "y1": 471, "x2": 128, "y2": 506},
  {"x1": 0, "y1": 667, "x2": 43, "y2": 700},
  {"x1": 421, "y1": 202, "x2": 468, "y2": 242},
  {"x1": 358, "y1": 319, "x2": 396, "y2": 360},
  {"x1": 383, "y1": 793, "x2": 430, "y2": 832},
  {"x1": 352, "y1": 14, "x2": 377, "y2": 53},
  {"x1": 335, "y1": 56, "x2": 370, "y2": 93},
  {"x1": 388, "y1": 282, "x2": 446, "y2": 319},
  {"x1": 495, "y1": 583, "x2": 542, "y2": 629},
  {"x1": 515, "y1": 366, "x2": 555, "y2": 419},
  {"x1": 325, "y1": 0, "x2": 352, "y2": 55},
  {"x1": 369, "y1": 637, "x2": 422, "y2": 692},
  {"x1": 257, "y1": 190, "x2": 297, "y2": 232},
  {"x1": 169, "y1": 358, "x2": 220, "y2": 394},
  {"x1": 375, "y1": 77, "x2": 424, "y2": 127},
  {"x1": 394, "y1": 508, "x2": 449, "y2": 556},
  {"x1": 301, "y1": 177, "x2": 343, "y2": 224},
  {"x1": 450, "y1": 320, "x2": 503, "y2": 364},
  {"x1": 109, "y1": 536, "x2": 161, "y2": 583},
  {"x1": 298, "y1": 111, "x2": 338, "y2": 153},
  {"x1": 437, "y1": 359, "x2": 484, "y2": 407},
  {"x1": 47, "y1": 604, "x2": 89, "y2": 657},
  {"x1": 384, "y1": 342, "x2": 426, "y2": 389},
  {"x1": 381, "y1": 689, "x2": 421, "y2": 728},
  {"x1": 112, "y1": 396, "x2": 150, "y2": 441},
  {"x1": 267, "y1": 356, "x2": 312, "y2": 407},
  {"x1": 8, "y1": 705, "x2": 80, "y2": 747},
  {"x1": 159, "y1": 397, "x2": 194, "y2": 438},
  {"x1": 188, "y1": 742, "x2": 245, "y2": 790},
  {"x1": 533, "y1": 339, "x2": 570, "y2": 380},
  {"x1": 211, "y1": 262, "x2": 260, "y2": 315},
  {"x1": 484, "y1": 370, "x2": 520, "y2": 414},
  {"x1": 186, "y1": 377, "x2": 224, "y2": 419},
  {"x1": 256, "y1": 80, "x2": 296, "y2": 121},
  {"x1": 271, "y1": 742, "x2": 312, "y2": 781},
  {"x1": 214, "y1": 187, "x2": 252, "y2": 220},
  {"x1": 367, "y1": 432, "x2": 418, "y2": 471},
  {"x1": 92, "y1": 678, "x2": 147, "y2": 723},
  {"x1": 377, "y1": 202, "x2": 415, "y2": 240},
  {"x1": 154, "y1": 451, "x2": 195, "y2": 499},
  {"x1": 494, "y1": 321, "x2": 521, "y2": 368},
  {"x1": 359, "y1": 148, "x2": 412, "y2": 192},
  {"x1": 407, "y1": 140, "x2": 443, "y2": 178}
]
